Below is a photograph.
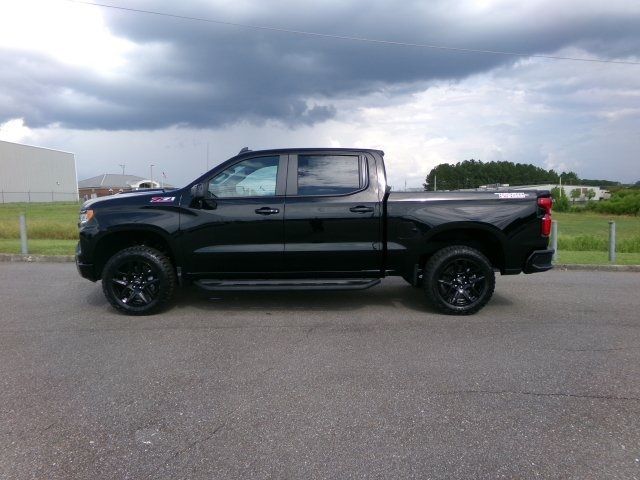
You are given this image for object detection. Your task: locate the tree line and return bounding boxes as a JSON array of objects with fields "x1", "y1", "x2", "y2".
[{"x1": 422, "y1": 159, "x2": 617, "y2": 191}]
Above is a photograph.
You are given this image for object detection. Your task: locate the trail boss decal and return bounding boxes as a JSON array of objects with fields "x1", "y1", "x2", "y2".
[
  {"x1": 150, "y1": 196, "x2": 175, "y2": 203},
  {"x1": 494, "y1": 192, "x2": 528, "y2": 199}
]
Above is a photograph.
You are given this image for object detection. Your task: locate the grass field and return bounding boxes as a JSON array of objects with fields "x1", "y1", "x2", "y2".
[
  {"x1": 0, "y1": 203, "x2": 638, "y2": 263},
  {"x1": 0, "y1": 239, "x2": 77, "y2": 255},
  {"x1": 0, "y1": 202, "x2": 79, "y2": 240},
  {"x1": 553, "y1": 212, "x2": 640, "y2": 253},
  {"x1": 555, "y1": 250, "x2": 640, "y2": 266}
]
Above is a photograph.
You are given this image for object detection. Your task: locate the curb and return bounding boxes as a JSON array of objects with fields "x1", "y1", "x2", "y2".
[
  {"x1": 1, "y1": 254, "x2": 639, "y2": 272},
  {"x1": 0, "y1": 253, "x2": 75, "y2": 263}
]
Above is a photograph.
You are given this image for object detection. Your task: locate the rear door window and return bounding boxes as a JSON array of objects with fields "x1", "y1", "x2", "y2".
[{"x1": 297, "y1": 155, "x2": 363, "y2": 196}]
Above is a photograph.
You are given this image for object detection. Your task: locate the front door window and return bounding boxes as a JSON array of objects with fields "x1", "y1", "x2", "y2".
[{"x1": 208, "y1": 156, "x2": 279, "y2": 198}]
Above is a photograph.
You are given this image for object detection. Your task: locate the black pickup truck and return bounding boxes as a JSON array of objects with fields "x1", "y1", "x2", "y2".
[{"x1": 76, "y1": 148, "x2": 554, "y2": 315}]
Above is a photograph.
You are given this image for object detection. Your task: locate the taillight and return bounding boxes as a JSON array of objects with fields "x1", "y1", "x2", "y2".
[
  {"x1": 538, "y1": 196, "x2": 552, "y2": 237},
  {"x1": 538, "y1": 196, "x2": 552, "y2": 213}
]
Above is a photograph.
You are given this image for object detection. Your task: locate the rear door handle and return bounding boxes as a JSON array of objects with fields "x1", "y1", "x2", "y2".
[
  {"x1": 255, "y1": 207, "x2": 280, "y2": 215},
  {"x1": 349, "y1": 205, "x2": 374, "y2": 213}
]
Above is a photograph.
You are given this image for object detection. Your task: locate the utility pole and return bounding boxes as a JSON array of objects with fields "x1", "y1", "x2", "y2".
[
  {"x1": 150, "y1": 164, "x2": 155, "y2": 187},
  {"x1": 559, "y1": 174, "x2": 563, "y2": 197},
  {"x1": 434, "y1": 175, "x2": 437, "y2": 191},
  {"x1": 119, "y1": 164, "x2": 125, "y2": 175}
]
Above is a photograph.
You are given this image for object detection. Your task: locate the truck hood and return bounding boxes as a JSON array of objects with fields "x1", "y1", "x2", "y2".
[{"x1": 81, "y1": 189, "x2": 179, "y2": 209}]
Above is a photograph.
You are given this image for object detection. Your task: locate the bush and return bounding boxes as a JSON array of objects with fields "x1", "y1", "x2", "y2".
[
  {"x1": 550, "y1": 186, "x2": 570, "y2": 211},
  {"x1": 554, "y1": 195, "x2": 570, "y2": 212},
  {"x1": 588, "y1": 190, "x2": 640, "y2": 215}
]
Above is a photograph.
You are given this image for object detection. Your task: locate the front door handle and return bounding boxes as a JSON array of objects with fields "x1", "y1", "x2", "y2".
[
  {"x1": 255, "y1": 207, "x2": 280, "y2": 215},
  {"x1": 349, "y1": 205, "x2": 374, "y2": 213}
]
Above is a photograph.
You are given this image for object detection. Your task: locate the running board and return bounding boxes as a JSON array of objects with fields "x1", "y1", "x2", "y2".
[{"x1": 194, "y1": 278, "x2": 381, "y2": 292}]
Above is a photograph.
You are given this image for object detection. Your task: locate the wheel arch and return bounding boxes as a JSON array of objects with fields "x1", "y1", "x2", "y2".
[
  {"x1": 417, "y1": 222, "x2": 507, "y2": 272},
  {"x1": 93, "y1": 226, "x2": 178, "y2": 280}
]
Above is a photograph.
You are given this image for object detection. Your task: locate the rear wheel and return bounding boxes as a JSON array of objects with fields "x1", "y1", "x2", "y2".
[
  {"x1": 101, "y1": 246, "x2": 176, "y2": 315},
  {"x1": 423, "y1": 246, "x2": 495, "y2": 315}
]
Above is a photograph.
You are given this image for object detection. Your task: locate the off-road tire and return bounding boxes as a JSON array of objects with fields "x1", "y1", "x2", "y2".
[
  {"x1": 101, "y1": 246, "x2": 176, "y2": 315},
  {"x1": 423, "y1": 245, "x2": 495, "y2": 315}
]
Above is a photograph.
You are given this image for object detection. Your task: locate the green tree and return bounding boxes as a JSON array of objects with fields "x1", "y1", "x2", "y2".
[
  {"x1": 586, "y1": 188, "x2": 596, "y2": 201},
  {"x1": 561, "y1": 171, "x2": 580, "y2": 185},
  {"x1": 424, "y1": 160, "x2": 583, "y2": 191},
  {"x1": 570, "y1": 188, "x2": 581, "y2": 203}
]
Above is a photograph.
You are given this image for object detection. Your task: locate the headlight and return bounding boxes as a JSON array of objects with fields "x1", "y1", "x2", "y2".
[{"x1": 79, "y1": 209, "x2": 94, "y2": 226}]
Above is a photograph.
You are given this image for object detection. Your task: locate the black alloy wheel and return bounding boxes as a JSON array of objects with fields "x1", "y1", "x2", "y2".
[
  {"x1": 102, "y1": 246, "x2": 176, "y2": 315},
  {"x1": 423, "y1": 246, "x2": 495, "y2": 315},
  {"x1": 110, "y1": 259, "x2": 160, "y2": 306}
]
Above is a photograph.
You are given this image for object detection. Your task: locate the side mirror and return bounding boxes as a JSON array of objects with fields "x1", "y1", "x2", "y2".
[
  {"x1": 190, "y1": 183, "x2": 206, "y2": 200},
  {"x1": 190, "y1": 183, "x2": 217, "y2": 209}
]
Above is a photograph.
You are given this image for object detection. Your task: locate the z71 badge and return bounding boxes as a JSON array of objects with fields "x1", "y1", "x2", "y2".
[{"x1": 150, "y1": 196, "x2": 175, "y2": 203}]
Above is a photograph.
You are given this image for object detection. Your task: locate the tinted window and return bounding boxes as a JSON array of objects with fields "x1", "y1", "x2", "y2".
[
  {"x1": 208, "y1": 156, "x2": 279, "y2": 198},
  {"x1": 297, "y1": 155, "x2": 362, "y2": 196}
]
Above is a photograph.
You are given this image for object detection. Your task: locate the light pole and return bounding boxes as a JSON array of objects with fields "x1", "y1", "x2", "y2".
[
  {"x1": 119, "y1": 164, "x2": 125, "y2": 175},
  {"x1": 150, "y1": 164, "x2": 155, "y2": 187}
]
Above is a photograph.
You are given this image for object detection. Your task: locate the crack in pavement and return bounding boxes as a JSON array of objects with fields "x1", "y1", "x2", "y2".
[
  {"x1": 540, "y1": 347, "x2": 639, "y2": 352},
  {"x1": 155, "y1": 363, "x2": 279, "y2": 472},
  {"x1": 169, "y1": 421, "x2": 227, "y2": 460},
  {"x1": 152, "y1": 402, "x2": 246, "y2": 478},
  {"x1": 429, "y1": 389, "x2": 640, "y2": 402}
]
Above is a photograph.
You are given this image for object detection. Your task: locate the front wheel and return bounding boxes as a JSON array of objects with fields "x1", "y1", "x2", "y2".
[
  {"x1": 423, "y1": 246, "x2": 495, "y2": 315},
  {"x1": 101, "y1": 246, "x2": 176, "y2": 315}
]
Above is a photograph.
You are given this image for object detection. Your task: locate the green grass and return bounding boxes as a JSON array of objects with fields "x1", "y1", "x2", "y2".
[
  {"x1": 553, "y1": 212, "x2": 640, "y2": 239},
  {"x1": 0, "y1": 202, "x2": 79, "y2": 240},
  {"x1": 0, "y1": 239, "x2": 77, "y2": 255},
  {"x1": 553, "y1": 212, "x2": 640, "y2": 253},
  {"x1": 555, "y1": 250, "x2": 640, "y2": 266}
]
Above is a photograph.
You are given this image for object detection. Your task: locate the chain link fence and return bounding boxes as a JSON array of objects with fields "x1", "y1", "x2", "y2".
[{"x1": 0, "y1": 191, "x2": 79, "y2": 203}]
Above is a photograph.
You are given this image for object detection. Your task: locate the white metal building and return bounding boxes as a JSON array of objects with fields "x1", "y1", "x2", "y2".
[{"x1": 0, "y1": 140, "x2": 78, "y2": 203}]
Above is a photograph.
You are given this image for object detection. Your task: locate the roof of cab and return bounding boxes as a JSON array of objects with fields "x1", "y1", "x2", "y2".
[{"x1": 232, "y1": 147, "x2": 384, "y2": 160}]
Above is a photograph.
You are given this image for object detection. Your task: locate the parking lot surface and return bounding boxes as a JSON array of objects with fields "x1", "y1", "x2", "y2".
[{"x1": 1, "y1": 262, "x2": 639, "y2": 479}]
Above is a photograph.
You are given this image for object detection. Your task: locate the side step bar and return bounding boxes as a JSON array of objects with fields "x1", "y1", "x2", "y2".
[{"x1": 194, "y1": 278, "x2": 381, "y2": 292}]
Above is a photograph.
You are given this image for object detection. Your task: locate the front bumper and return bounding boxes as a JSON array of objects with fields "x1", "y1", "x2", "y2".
[
  {"x1": 76, "y1": 241, "x2": 97, "y2": 282},
  {"x1": 523, "y1": 249, "x2": 554, "y2": 274}
]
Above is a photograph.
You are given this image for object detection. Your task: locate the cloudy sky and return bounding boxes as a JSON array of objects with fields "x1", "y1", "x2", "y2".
[{"x1": 0, "y1": 0, "x2": 639, "y2": 189}]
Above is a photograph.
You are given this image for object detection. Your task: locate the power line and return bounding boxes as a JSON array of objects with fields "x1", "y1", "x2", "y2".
[{"x1": 63, "y1": 0, "x2": 640, "y2": 66}]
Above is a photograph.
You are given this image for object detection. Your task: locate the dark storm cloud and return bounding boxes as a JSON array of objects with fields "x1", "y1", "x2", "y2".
[{"x1": 3, "y1": 0, "x2": 640, "y2": 130}]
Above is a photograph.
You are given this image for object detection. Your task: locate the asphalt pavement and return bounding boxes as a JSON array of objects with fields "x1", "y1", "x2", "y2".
[{"x1": 1, "y1": 263, "x2": 639, "y2": 479}]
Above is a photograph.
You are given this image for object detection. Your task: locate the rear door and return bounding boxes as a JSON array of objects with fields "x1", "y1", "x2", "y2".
[{"x1": 283, "y1": 152, "x2": 382, "y2": 276}]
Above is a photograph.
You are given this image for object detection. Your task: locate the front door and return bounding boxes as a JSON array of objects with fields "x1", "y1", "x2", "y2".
[{"x1": 181, "y1": 154, "x2": 287, "y2": 276}]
